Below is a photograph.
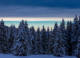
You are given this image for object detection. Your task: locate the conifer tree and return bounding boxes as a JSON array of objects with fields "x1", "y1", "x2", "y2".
[
  {"x1": 53, "y1": 20, "x2": 66, "y2": 56},
  {"x1": 0, "y1": 20, "x2": 8, "y2": 53},
  {"x1": 41, "y1": 26, "x2": 48, "y2": 54},
  {"x1": 53, "y1": 22, "x2": 61, "y2": 56},
  {"x1": 50, "y1": 22, "x2": 58, "y2": 54},
  {"x1": 59, "y1": 19, "x2": 66, "y2": 56},
  {"x1": 46, "y1": 27, "x2": 51, "y2": 54},
  {"x1": 35, "y1": 27, "x2": 42, "y2": 54},
  {"x1": 66, "y1": 21, "x2": 73, "y2": 55},
  {"x1": 30, "y1": 26, "x2": 36, "y2": 54},
  {"x1": 72, "y1": 16, "x2": 79, "y2": 55},
  {"x1": 14, "y1": 20, "x2": 30, "y2": 56},
  {"x1": 74, "y1": 16, "x2": 80, "y2": 57},
  {"x1": 8, "y1": 25, "x2": 17, "y2": 53}
]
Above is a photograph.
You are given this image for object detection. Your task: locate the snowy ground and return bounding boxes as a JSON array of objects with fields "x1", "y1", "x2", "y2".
[{"x1": 0, "y1": 54, "x2": 77, "y2": 58}]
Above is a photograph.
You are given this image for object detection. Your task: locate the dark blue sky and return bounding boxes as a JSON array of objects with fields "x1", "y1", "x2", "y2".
[
  {"x1": 0, "y1": 0, "x2": 80, "y2": 17},
  {"x1": 0, "y1": 0, "x2": 80, "y2": 8}
]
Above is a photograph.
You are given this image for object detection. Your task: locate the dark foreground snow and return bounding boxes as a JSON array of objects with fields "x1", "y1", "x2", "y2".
[{"x1": 0, "y1": 54, "x2": 77, "y2": 58}]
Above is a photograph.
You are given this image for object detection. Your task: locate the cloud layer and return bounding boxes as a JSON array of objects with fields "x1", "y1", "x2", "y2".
[
  {"x1": 0, "y1": 0, "x2": 80, "y2": 17},
  {"x1": 0, "y1": 6, "x2": 80, "y2": 17}
]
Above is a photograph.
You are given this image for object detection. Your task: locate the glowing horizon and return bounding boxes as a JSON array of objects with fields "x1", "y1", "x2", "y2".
[{"x1": 0, "y1": 17, "x2": 74, "y2": 21}]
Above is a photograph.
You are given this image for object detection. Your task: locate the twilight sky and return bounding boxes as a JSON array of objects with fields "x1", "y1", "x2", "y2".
[{"x1": 0, "y1": 0, "x2": 80, "y2": 17}]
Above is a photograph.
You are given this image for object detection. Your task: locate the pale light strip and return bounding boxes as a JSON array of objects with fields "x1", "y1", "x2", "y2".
[{"x1": 0, "y1": 17, "x2": 74, "y2": 21}]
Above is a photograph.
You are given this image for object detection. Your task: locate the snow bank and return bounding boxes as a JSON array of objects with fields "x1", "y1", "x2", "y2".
[{"x1": 0, "y1": 54, "x2": 77, "y2": 58}]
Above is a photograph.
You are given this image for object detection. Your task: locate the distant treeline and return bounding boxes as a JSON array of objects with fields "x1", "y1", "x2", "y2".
[{"x1": 0, "y1": 16, "x2": 80, "y2": 57}]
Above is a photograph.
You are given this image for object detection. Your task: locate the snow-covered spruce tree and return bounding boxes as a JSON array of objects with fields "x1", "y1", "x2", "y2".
[
  {"x1": 74, "y1": 16, "x2": 80, "y2": 57},
  {"x1": 59, "y1": 19, "x2": 66, "y2": 56},
  {"x1": 66, "y1": 21, "x2": 73, "y2": 56},
  {"x1": 53, "y1": 20, "x2": 66, "y2": 56},
  {"x1": 46, "y1": 27, "x2": 52, "y2": 54},
  {"x1": 50, "y1": 22, "x2": 58, "y2": 54},
  {"x1": 34, "y1": 27, "x2": 42, "y2": 54},
  {"x1": 5, "y1": 26, "x2": 10, "y2": 53},
  {"x1": 14, "y1": 20, "x2": 31, "y2": 56},
  {"x1": 72, "y1": 16, "x2": 79, "y2": 56},
  {"x1": 53, "y1": 22, "x2": 60, "y2": 56},
  {"x1": 41, "y1": 26, "x2": 48, "y2": 54},
  {"x1": 30, "y1": 26, "x2": 36, "y2": 54},
  {"x1": 77, "y1": 16, "x2": 80, "y2": 57},
  {"x1": 0, "y1": 20, "x2": 8, "y2": 53},
  {"x1": 24, "y1": 21, "x2": 32, "y2": 55},
  {"x1": 7, "y1": 25, "x2": 17, "y2": 53}
]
